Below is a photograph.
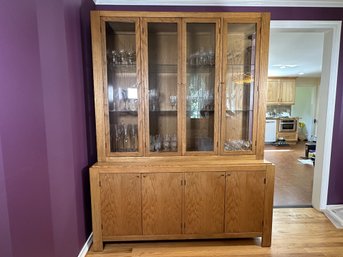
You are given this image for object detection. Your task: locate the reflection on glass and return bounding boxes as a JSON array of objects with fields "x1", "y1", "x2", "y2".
[
  {"x1": 106, "y1": 22, "x2": 139, "y2": 153},
  {"x1": 186, "y1": 23, "x2": 216, "y2": 152},
  {"x1": 147, "y1": 23, "x2": 178, "y2": 153},
  {"x1": 224, "y1": 23, "x2": 256, "y2": 152}
]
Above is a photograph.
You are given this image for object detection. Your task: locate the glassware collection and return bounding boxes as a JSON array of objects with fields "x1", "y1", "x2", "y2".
[
  {"x1": 149, "y1": 89, "x2": 178, "y2": 111},
  {"x1": 108, "y1": 87, "x2": 138, "y2": 112},
  {"x1": 108, "y1": 49, "x2": 136, "y2": 65},
  {"x1": 150, "y1": 134, "x2": 177, "y2": 152},
  {"x1": 149, "y1": 89, "x2": 160, "y2": 111},
  {"x1": 224, "y1": 139, "x2": 252, "y2": 151},
  {"x1": 107, "y1": 24, "x2": 256, "y2": 152},
  {"x1": 187, "y1": 75, "x2": 214, "y2": 119},
  {"x1": 110, "y1": 123, "x2": 138, "y2": 152},
  {"x1": 187, "y1": 48, "x2": 215, "y2": 66}
]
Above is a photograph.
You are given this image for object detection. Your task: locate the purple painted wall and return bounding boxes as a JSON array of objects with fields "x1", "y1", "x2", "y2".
[
  {"x1": 97, "y1": 5, "x2": 343, "y2": 204},
  {"x1": 0, "y1": 0, "x2": 95, "y2": 257},
  {"x1": 0, "y1": 3, "x2": 342, "y2": 257}
]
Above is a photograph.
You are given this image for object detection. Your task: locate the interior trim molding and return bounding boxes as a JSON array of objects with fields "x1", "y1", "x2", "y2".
[
  {"x1": 93, "y1": 0, "x2": 343, "y2": 7},
  {"x1": 77, "y1": 233, "x2": 93, "y2": 257},
  {"x1": 270, "y1": 20, "x2": 341, "y2": 211},
  {"x1": 324, "y1": 205, "x2": 343, "y2": 228}
]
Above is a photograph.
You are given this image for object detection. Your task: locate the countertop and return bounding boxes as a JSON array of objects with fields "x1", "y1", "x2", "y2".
[{"x1": 266, "y1": 117, "x2": 299, "y2": 120}]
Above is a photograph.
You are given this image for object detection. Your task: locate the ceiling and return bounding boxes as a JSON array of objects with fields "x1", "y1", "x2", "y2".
[{"x1": 268, "y1": 30, "x2": 324, "y2": 77}]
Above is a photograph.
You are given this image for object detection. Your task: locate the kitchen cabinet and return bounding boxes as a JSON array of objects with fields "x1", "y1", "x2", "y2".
[
  {"x1": 267, "y1": 78, "x2": 296, "y2": 105},
  {"x1": 89, "y1": 11, "x2": 274, "y2": 251}
]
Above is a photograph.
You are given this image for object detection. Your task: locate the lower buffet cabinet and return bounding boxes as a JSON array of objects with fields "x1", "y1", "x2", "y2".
[{"x1": 90, "y1": 161, "x2": 275, "y2": 251}]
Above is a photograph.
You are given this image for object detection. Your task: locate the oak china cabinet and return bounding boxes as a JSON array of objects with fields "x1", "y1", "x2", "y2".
[{"x1": 89, "y1": 11, "x2": 274, "y2": 251}]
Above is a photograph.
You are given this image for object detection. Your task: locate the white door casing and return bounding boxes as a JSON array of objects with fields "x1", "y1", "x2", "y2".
[{"x1": 271, "y1": 20, "x2": 341, "y2": 210}]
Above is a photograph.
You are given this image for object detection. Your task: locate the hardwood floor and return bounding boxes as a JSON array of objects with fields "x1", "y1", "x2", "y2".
[
  {"x1": 264, "y1": 141, "x2": 314, "y2": 206},
  {"x1": 86, "y1": 208, "x2": 343, "y2": 257}
]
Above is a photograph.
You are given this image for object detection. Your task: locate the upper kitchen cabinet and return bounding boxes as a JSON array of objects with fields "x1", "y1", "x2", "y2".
[
  {"x1": 91, "y1": 12, "x2": 271, "y2": 160},
  {"x1": 267, "y1": 78, "x2": 296, "y2": 105}
]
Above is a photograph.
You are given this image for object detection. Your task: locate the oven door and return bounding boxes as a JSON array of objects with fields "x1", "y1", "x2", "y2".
[{"x1": 279, "y1": 119, "x2": 297, "y2": 132}]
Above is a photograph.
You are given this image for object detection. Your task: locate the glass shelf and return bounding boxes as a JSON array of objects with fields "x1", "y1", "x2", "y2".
[
  {"x1": 187, "y1": 65, "x2": 215, "y2": 74},
  {"x1": 108, "y1": 64, "x2": 137, "y2": 73},
  {"x1": 150, "y1": 110, "x2": 178, "y2": 113},
  {"x1": 225, "y1": 109, "x2": 253, "y2": 112},
  {"x1": 109, "y1": 110, "x2": 138, "y2": 115},
  {"x1": 149, "y1": 64, "x2": 177, "y2": 74},
  {"x1": 227, "y1": 64, "x2": 255, "y2": 68}
]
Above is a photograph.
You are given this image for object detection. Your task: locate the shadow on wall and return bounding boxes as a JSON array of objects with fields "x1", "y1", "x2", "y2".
[{"x1": 80, "y1": 0, "x2": 96, "y2": 238}]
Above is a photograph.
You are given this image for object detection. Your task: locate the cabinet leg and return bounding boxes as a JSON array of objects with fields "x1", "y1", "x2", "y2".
[
  {"x1": 261, "y1": 234, "x2": 271, "y2": 247},
  {"x1": 91, "y1": 238, "x2": 103, "y2": 252}
]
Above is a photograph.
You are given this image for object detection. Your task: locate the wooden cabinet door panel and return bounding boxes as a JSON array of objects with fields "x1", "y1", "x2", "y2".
[
  {"x1": 100, "y1": 173, "x2": 142, "y2": 236},
  {"x1": 225, "y1": 171, "x2": 265, "y2": 233},
  {"x1": 280, "y1": 79, "x2": 295, "y2": 104},
  {"x1": 184, "y1": 172, "x2": 225, "y2": 234},
  {"x1": 267, "y1": 79, "x2": 280, "y2": 104},
  {"x1": 142, "y1": 173, "x2": 183, "y2": 235}
]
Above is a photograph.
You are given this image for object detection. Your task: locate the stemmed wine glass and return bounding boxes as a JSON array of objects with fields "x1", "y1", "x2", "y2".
[{"x1": 169, "y1": 95, "x2": 177, "y2": 110}]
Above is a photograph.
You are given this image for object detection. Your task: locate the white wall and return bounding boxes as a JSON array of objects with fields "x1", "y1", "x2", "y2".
[{"x1": 291, "y1": 77, "x2": 320, "y2": 140}]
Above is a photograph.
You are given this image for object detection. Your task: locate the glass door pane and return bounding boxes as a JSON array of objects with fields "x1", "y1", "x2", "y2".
[
  {"x1": 147, "y1": 22, "x2": 179, "y2": 153},
  {"x1": 223, "y1": 23, "x2": 256, "y2": 152},
  {"x1": 105, "y1": 21, "x2": 139, "y2": 153},
  {"x1": 186, "y1": 23, "x2": 216, "y2": 152}
]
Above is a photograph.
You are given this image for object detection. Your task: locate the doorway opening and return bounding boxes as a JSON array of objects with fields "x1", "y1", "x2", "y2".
[{"x1": 264, "y1": 21, "x2": 341, "y2": 209}]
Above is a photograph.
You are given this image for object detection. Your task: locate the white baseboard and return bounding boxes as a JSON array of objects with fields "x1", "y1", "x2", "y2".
[
  {"x1": 324, "y1": 205, "x2": 343, "y2": 229},
  {"x1": 77, "y1": 233, "x2": 93, "y2": 257}
]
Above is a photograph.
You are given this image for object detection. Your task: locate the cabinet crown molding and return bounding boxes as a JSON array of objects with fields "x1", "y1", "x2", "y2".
[{"x1": 93, "y1": 0, "x2": 343, "y2": 7}]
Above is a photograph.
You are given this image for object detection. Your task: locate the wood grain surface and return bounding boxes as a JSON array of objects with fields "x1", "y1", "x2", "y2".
[
  {"x1": 142, "y1": 173, "x2": 183, "y2": 235},
  {"x1": 89, "y1": 11, "x2": 273, "y2": 252},
  {"x1": 184, "y1": 172, "x2": 225, "y2": 234},
  {"x1": 87, "y1": 208, "x2": 343, "y2": 257},
  {"x1": 225, "y1": 171, "x2": 265, "y2": 233},
  {"x1": 100, "y1": 173, "x2": 142, "y2": 237}
]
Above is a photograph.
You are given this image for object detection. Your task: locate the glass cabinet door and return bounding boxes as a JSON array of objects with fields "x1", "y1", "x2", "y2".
[
  {"x1": 144, "y1": 20, "x2": 181, "y2": 154},
  {"x1": 221, "y1": 22, "x2": 258, "y2": 153},
  {"x1": 184, "y1": 21, "x2": 219, "y2": 153},
  {"x1": 105, "y1": 20, "x2": 141, "y2": 155}
]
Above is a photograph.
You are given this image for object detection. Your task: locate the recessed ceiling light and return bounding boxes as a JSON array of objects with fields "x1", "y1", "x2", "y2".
[
  {"x1": 298, "y1": 72, "x2": 305, "y2": 75},
  {"x1": 272, "y1": 64, "x2": 298, "y2": 69}
]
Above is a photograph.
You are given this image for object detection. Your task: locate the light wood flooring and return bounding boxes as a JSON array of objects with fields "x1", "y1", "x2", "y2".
[
  {"x1": 87, "y1": 208, "x2": 343, "y2": 257},
  {"x1": 264, "y1": 141, "x2": 314, "y2": 206}
]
